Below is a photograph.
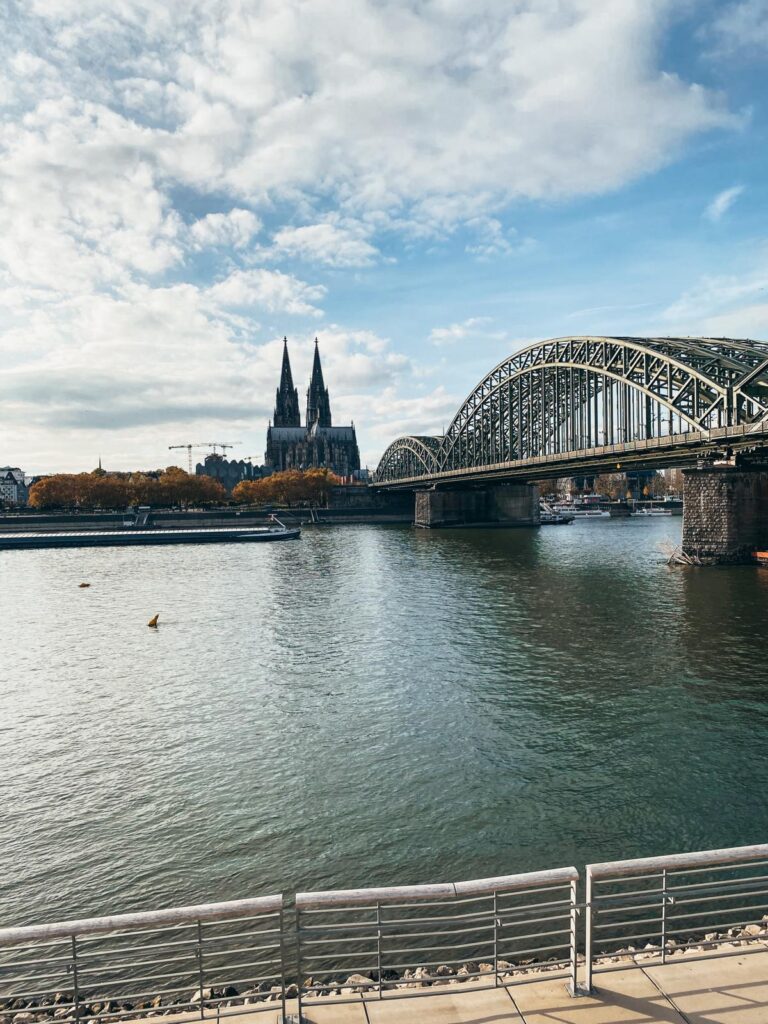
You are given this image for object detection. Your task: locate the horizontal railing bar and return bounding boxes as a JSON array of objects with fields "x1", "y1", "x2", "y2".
[
  {"x1": 0, "y1": 951, "x2": 74, "y2": 970},
  {"x1": 669, "y1": 872, "x2": 768, "y2": 893},
  {"x1": 0, "y1": 898, "x2": 284, "y2": 947},
  {"x1": 666, "y1": 902, "x2": 768, "y2": 922},
  {"x1": 666, "y1": 859, "x2": 768, "y2": 879},
  {"x1": 303, "y1": 923, "x2": 493, "y2": 946},
  {"x1": 384, "y1": 885, "x2": 572, "y2": 910},
  {"x1": 588, "y1": 845, "x2": 768, "y2": 880},
  {"x1": 297, "y1": 885, "x2": 454, "y2": 909},
  {"x1": 297, "y1": 888, "x2": 569, "y2": 919},
  {"x1": 296, "y1": 868, "x2": 577, "y2": 908},
  {"x1": 298, "y1": 904, "x2": 570, "y2": 939},
  {"x1": 382, "y1": 938, "x2": 495, "y2": 957},
  {"x1": 376, "y1": 942, "x2": 568, "y2": 973}
]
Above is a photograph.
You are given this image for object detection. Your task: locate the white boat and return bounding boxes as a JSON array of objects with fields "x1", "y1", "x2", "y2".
[
  {"x1": 551, "y1": 504, "x2": 610, "y2": 519},
  {"x1": 630, "y1": 507, "x2": 673, "y2": 517}
]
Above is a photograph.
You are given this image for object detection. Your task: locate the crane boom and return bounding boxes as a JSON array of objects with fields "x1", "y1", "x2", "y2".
[{"x1": 168, "y1": 442, "x2": 242, "y2": 473}]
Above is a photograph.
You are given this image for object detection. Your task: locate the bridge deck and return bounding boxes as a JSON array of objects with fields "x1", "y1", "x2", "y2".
[{"x1": 376, "y1": 421, "x2": 768, "y2": 487}]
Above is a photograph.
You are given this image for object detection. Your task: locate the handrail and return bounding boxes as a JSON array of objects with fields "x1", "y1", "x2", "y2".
[
  {"x1": 0, "y1": 895, "x2": 283, "y2": 947},
  {"x1": 583, "y1": 843, "x2": 768, "y2": 995},
  {"x1": 588, "y1": 844, "x2": 768, "y2": 880},
  {"x1": 297, "y1": 867, "x2": 578, "y2": 909}
]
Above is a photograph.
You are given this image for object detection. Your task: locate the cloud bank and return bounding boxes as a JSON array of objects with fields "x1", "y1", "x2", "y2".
[{"x1": 0, "y1": 0, "x2": 738, "y2": 470}]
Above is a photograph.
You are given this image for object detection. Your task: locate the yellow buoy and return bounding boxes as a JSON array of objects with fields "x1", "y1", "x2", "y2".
[{"x1": 147, "y1": 614, "x2": 159, "y2": 628}]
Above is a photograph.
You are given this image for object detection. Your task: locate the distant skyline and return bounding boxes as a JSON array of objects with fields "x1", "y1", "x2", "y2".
[{"x1": 2, "y1": 0, "x2": 768, "y2": 474}]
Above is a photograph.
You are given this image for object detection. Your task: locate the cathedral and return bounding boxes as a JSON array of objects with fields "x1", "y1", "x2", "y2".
[{"x1": 264, "y1": 338, "x2": 361, "y2": 477}]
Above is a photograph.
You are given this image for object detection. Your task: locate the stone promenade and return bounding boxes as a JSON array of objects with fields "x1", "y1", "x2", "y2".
[{"x1": 284, "y1": 945, "x2": 768, "y2": 1024}]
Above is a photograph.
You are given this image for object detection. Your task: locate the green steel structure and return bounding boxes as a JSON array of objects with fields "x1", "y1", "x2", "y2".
[{"x1": 374, "y1": 336, "x2": 768, "y2": 485}]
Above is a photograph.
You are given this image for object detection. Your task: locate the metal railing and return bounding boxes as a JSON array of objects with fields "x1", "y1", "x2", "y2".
[
  {"x1": 295, "y1": 867, "x2": 579, "y2": 1014},
  {"x1": 0, "y1": 896, "x2": 285, "y2": 1022},
  {"x1": 584, "y1": 844, "x2": 768, "y2": 993},
  {"x1": 4, "y1": 844, "x2": 768, "y2": 1019}
]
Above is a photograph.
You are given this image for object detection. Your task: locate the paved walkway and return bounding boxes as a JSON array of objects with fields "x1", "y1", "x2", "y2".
[{"x1": 283, "y1": 946, "x2": 768, "y2": 1024}]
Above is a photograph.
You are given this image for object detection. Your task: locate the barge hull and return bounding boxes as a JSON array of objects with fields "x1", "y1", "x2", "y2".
[{"x1": 0, "y1": 528, "x2": 301, "y2": 551}]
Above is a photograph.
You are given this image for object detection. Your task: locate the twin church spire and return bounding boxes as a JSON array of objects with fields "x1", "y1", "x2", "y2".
[{"x1": 273, "y1": 338, "x2": 332, "y2": 429}]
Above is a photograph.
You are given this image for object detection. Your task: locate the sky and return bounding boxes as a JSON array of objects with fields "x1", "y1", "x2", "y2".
[{"x1": 2, "y1": 0, "x2": 768, "y2": 474}]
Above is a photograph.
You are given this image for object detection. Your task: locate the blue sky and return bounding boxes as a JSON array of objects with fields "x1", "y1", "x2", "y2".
[{"x1": 2, "y1": 0, "x2": 768, "y2": 472}]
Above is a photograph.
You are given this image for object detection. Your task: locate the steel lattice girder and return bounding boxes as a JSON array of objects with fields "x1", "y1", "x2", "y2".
[{"x1": 374, "y1": 336, "x2": 768, "y2": 483}]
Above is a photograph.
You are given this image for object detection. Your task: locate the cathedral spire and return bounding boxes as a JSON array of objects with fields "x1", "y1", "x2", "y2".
[
  {"x1": 273, "y1": 337, "x2": 301, "y2": 427},
  {"x1": 306, "y1": 338, "x2": 332, "y2": 428}
]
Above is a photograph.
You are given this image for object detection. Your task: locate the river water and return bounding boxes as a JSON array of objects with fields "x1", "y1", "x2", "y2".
[{"x1": 2, "y1": 518, "x2": 768, "y2": 927}]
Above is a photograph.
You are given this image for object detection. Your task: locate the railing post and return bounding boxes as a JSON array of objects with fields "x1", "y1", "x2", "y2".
[
  {"x1": 295, "y1": 901, "x2": 302, "y2": 1020},
  {"x1": 568, "y1": 879, "x2": 578, "y2": 997},
  {"x1": 70, "y1": 936, "x2": 81, "y2": 1021},
  {"x1": 279, "y1": 903, "x2": 287, "y2": 1024},
  {"x1": 376, "y1": 901, "x2": 383, "y2": 1000},
  {"x1": 196, "y1": 920, "x2": 205, "y2": 1021},
  {"x1": 584, "y1": 871, "x2": 593, "y2": 995},
  {"x1": 493, "y1": 891, "x2": 499, "y2": 988},
  {"x1": 660, "y1": 869, "x2": 667, "y2": 965}
]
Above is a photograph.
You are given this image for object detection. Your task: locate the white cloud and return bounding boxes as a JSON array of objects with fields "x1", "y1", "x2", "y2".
[
  {"x1": 206, "y1": 269, "x2": 326, "y2": 317},
  {"x1": 465, "y1": 217, "x2": 534, "y2": 258},
  {"x1": 10, "y1": 1, "x2": 737, "y2": 223},
  {"x1": 362, "y1": 386, "x2": 460, "y2": 464},
  {"x1": 704, "y1": 185, "x2": 744, "y2": 222},
  {"x1": 189, "y1": 209, "x2": 261, "y2": 249},
  {"x1": 661, "y1": 268, "x2": 768, "y2": 324},
  {"x1": 708, "y1": 0, "x2": 768, "y2": 53},
  {"x1": 429, "y1": 317, "x2": 493, "y2": 346},
  {"x1": 270, "y1": 222, "x2": 379, "y2": 267}
]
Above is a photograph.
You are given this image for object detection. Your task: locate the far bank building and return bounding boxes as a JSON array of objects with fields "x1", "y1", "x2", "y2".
[{"x1": 265, "y1": 339, "x2": 361, "y2": 477}]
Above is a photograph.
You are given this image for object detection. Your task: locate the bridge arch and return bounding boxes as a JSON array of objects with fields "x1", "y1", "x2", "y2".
[
  {"x1": 374, "y1": 336, "x2": 768, "y2": 482},
  {"x1": 375, "y1": 435, "x2": 443, "y2": 484}
]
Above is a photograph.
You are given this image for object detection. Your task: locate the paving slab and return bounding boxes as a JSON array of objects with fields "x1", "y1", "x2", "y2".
[
  {"x1": 292, "y1": 994, "x2": 368, "y2": 1023},
  {"x1": 645, "y1": 947, "x2": 768, "y2": 1023},
  {"x1": 509, "y1": 970, "x2": 686, "y2": 1023},
  {"x1": 365, "y1": 984, "x2": 522, "y2": 1023}
]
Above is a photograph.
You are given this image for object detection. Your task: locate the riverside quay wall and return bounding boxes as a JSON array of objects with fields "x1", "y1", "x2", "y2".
[{"x1": 682, "y1": 466, "x2": 768, "y2": 563}]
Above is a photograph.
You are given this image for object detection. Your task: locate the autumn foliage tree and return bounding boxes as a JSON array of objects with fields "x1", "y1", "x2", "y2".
[
  {"x1": 232, "y1": 468, "x2": 341, "y2": 507},
  {"x1": 28, "y1": 468, "x2": 227, "y2": 510}
]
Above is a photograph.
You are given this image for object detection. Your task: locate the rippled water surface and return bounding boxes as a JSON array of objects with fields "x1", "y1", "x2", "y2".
[{"x1": 2, "y1": 519, "x2": 768, "y2": 926}]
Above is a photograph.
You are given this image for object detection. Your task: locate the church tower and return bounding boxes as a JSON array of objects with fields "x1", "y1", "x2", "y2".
[
  {"x1": 305, "y1": 338, "x2": 332, "y2": 428},
  {"x1": 273, "y1": 337, "x2": 301, "y2": 427}
]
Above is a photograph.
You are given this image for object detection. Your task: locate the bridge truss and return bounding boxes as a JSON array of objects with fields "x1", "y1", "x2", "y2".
[{"x1": 375, "y1": 336, "x2": 768, "y2": 485}]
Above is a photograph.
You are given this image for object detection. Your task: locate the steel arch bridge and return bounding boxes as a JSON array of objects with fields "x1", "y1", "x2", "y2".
[{"x1": 374, "y1": 336, "x2": 768, "y2": 486}]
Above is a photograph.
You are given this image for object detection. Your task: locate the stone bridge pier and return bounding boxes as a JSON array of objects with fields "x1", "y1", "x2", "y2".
[
  {"x1": 682, "y1": 465, "x2": 768, "y2": 563},
  {"x1": 414, "y1": 482, "x2": 540, "y2": 528}
]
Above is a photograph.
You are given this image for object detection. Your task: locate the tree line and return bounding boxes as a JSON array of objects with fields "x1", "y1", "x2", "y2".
[{"x1": 27, "y1": 467, "x2": 342, "y2": 510}]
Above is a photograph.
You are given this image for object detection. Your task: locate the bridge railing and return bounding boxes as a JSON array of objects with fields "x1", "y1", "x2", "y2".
[
  {"x1": 294, "y1": 867, "x2": 579, "y2": 1014},
  {"x1": 0, "y1": 896, "x2": 285, "y2": 1022},
  {"x1": 584, "y1": 844, "x2": 768, "y2": 993}
]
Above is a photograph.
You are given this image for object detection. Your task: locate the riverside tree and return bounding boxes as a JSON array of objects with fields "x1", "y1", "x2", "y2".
[
  {"x1": 232, "y1": 468, "x2": 341, "y2": 507},
  {"x1": 28, "y1": 468, "x2": 227, "y2": 510}
]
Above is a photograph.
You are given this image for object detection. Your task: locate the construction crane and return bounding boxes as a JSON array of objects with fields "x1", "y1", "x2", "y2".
[{"x1": 168, "y1": 442, "x2": 242, "y2": 473}]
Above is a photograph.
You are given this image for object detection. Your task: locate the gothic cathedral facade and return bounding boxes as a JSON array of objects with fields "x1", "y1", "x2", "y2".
[{"x1": 265, "y1": 339, "x2": 361, "y2": 477}]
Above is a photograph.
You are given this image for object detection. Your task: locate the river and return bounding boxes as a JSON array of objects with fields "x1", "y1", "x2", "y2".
[{"x1": 2, "y1": 518, "x2": 768, "y2": 927}]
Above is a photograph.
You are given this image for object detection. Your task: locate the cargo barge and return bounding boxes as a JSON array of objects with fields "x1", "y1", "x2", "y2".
[{"x1": 0, "y1": 524, "x2": 300, "y2": 550}]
